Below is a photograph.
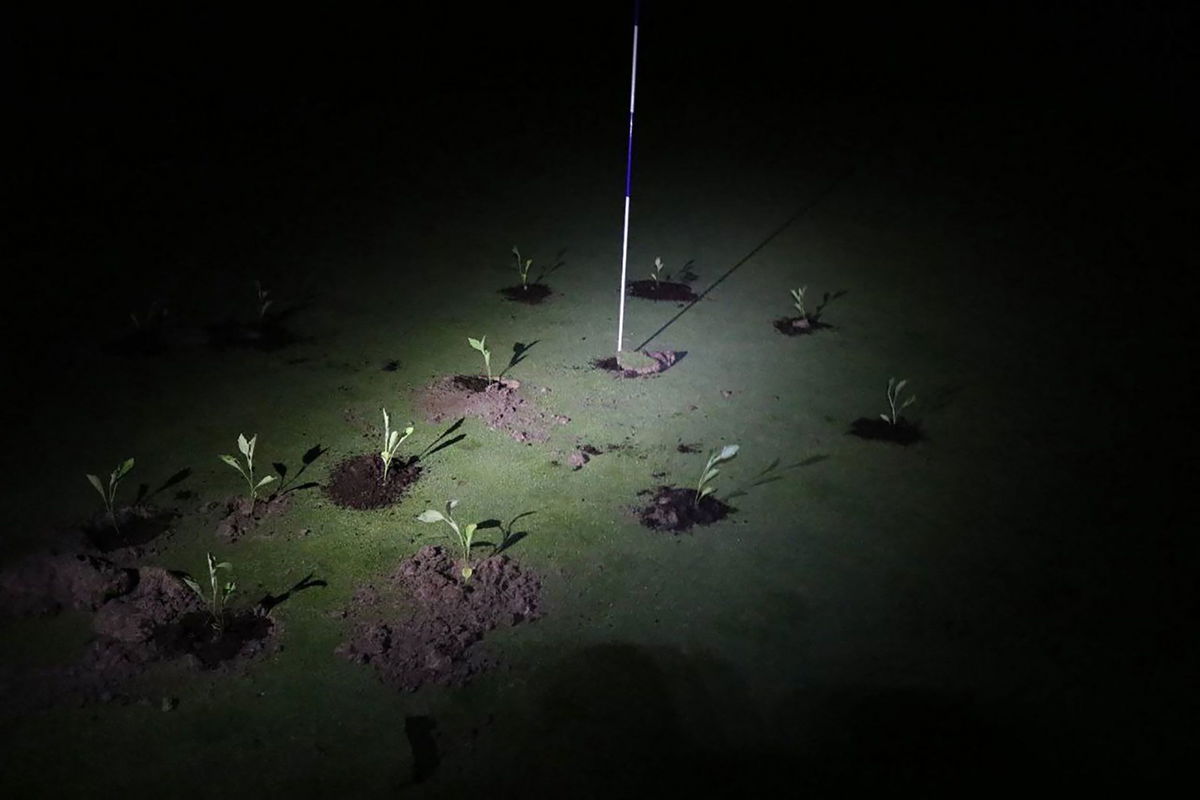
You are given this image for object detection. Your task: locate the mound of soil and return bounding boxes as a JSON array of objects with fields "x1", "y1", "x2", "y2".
[
  {"x1": 82, "y1": 505, "x2": 178, "y2": 553},
  {"x1": 326, "y1": 453, "x2": 422, "y2": 509},
  {"x1": 499, "y1": 283, "x2": 552, "y2": 304},
  {"x1": 415, "y1": 376, "x2": 569, "y2": 444},
  {"x1": 216, "y1": 493, "x2": 292, "y2": 541},
  {"x1": 336, "y1": 545, "x2": 542, "y2": 692},
  {"x1": 627, "y1": 280, "x2": 698, "y2": 303},
  {"x1": 0, "y1": 552, "x2": 136, "y2": 616},
  {"x1": 773, "y1": 316, "x2": 829, "y2": 336},
  {"x1": 593, "y1": 350, "x2": 684, "y2": 378},
  {"x1": 849, "y1": 417, "x2": 924, "y2": 445},
  {"x1": 638, "y1": 486, "x2": 734, "y2": 532}
]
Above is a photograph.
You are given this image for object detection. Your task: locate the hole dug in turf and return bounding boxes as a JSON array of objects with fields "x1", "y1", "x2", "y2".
[
  {"x1": 849, "y1": 417, "x2": 924, "y2": 445},
  {"x1": 593, "y1": 350, "x2": 685, "y2": 378},
  {"x1": 638, "y1": 486, "x2": 734, "y2": 533},
  {"x1": 627, "y1": 279, "x2": 699, "y2": 303},
  {"x1": 499, "y1": 283, "x2": 553, "y2": 304},
  {"x1": 772, "y1": 315, "x2": 831, "y2": 336}
]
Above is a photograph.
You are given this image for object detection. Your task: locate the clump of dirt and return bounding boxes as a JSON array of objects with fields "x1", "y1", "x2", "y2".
[
  {"x1": 849, "y1": 417, "x2": 924, "y2": 445},
  {"x1": 0, "y1": 552, "x2": 136, "y2": 616},
  {"x1": 216, "y1": 493, "x2": 292, "y2": 541},
  {"x1": 627, "y1": 280, "x2": 699, "y2": 303},
  {"x1": 499, "y1": 283, "x2": 553, "y2": 304},
  {"x1": 81, "y1": 505, "x2": 178, "y2": 553},
  {"x1": 336, "y1": 545, "x2": 542, "y2": 693},
  {"x1": 326, "y1": 453, "x2": 422, "y2": 510},
  {"x1": 637, "y1": 486, "x2": 734, "y2": 532},
  {"x1": 592, "y1": 350, "x2": 685, "y2": 378},
  {"x1": 773, "y1": 316, "x2": 830, "y2": 336},
  {"x1": 677, "y1": 442, "x2": 702, "y2": 453},
  {"x1": 415, "y1": 376, "x2": 569, "y2": 443}
]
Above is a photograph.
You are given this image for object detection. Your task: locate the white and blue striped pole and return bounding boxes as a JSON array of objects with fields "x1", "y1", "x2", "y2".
[{"x1": 616, "y1": 0, "x2": 640, "y2": 356}]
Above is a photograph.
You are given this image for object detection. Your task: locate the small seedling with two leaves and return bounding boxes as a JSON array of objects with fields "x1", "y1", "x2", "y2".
[
  {"x1": 511, "y1": 246, "x2": 533, "y2": 290},
  {"x1": 255, "y1": 280, "x2": 273, "y2": 321},
  {"x1": 650, "y1": 256, "x2": 666, "y2": 287},
  {"x1": 790, "y1": 287, "x2": 808, "y2": 319},
  {"x1": 695, "y1": 444, "x2": 739, "y2": 506},
  {"x1": 180, "y1": 553, "x2": 236, "y2": 634},
  {"x1": 468, "y1": 336, "x2": 493, "y2": 384},
  {"x1": 219, "y1": 434, "x2": 276, "y2": 500},
  {"x1": 87, "y1": 458, "x2": 134, "y2": 529},
  {"x1": 417, "y1": 499, "x2": 479, "y2": 580},
  {"x1": 380, "y1": 409, "x2": 414, "y2": 484},
  {"x1": 881, "y1": 377, "x2": 916, "y2": 426}
]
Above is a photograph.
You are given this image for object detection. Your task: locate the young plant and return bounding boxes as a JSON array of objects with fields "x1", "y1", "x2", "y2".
[
  {"x1": 129, "y1": 299, "x2": 167, "y2": 331},
  {"x1": 417, "y1": 499, "x2": 479, "y2": 580},
  {"x1": 468, "y1": 336, "x2": 493, "y2": 384},
  {"x1": 255, "y1": 280, "x2": 273, "y2": 321},
  {"x1": 181, "y1": 553, "x2": 236, "y2": 634},
  {"x1": 695, "y1": 444, "x2": 739, "y2": 506},
  {"x1": 881, "y1": 377, "x2": 916, "y2": 426},
  {"x1": 790, "y1": 286, "x2": 808, "y2": 319},
  {"x1": 380, "y1": 409, "x2": 414, "y2": 484},
  {"x1": 219, "y1": 433, "x2": 276, "y2": 500},
  {"x1": 650, "y1": 256, "x2": 666, "y2": 287},
  {"x1": 86, "y1": 458, "x2": 135, "y2": 528},
  {"x1": 511, "y1": 246, "x2": 533, "y2": 290}
]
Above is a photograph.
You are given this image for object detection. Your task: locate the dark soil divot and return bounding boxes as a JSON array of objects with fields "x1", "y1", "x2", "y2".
[
  {"x1": 499, "y1": 283, "x2": 552, "y2": 304},
  {"x1": 627, "y1": 280, "x2": 699, "y2": 303},
  {"x1": 326, "y1": 453, "x2": 422, "y2": 510},
  {"x1": 637, "y1": 486, "x2": 734, "y2": 533},
  {"x1": 336, "y1": 545, "x2": 542, "y2": 693},
  {"x1": 592, "y1": 350, "x2": 685, "y2": 378},
  {"x1": 416, "y1": 376, "x2": 568, "y2": 444},
  {"x1": 849, "y1": 417, "x2": 924, "y2": 445},
  {"x1": 773, "y1": 316, "x2": 831, "y2": 336},
  {"x1": 216, "y1": 494, "x2": 292, "y2": 541},
  {"x1": 0, "y1": 552, "x2": 136, "y2": 616},
  {"x1": 82, "y1": 505, "x2": 178, "y2": 553}
]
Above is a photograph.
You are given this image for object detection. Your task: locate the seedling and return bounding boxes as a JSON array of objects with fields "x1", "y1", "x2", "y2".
[
  {"x1": 881, "y1": 377, "x2": 916, "y2": 426},
  {"x1": 181, "y1": 553, "x2": 236, "y2": 634},
  {"x1": 511, "y1": 246, "x2": 533, "y2": 290},
  {"x1": 417, "y1": 499, "x2": 479, "y2": 580},
  {"x1": 86, "y1": 458, "x2": 135, "y2": 529},
  {"x1": 650, "y1": 256, "x2": 666, "y2": 286},
  {"x1": 695, "y1": 444, "x2": 739, "y2": 506},
  {"x1": 255, "y1": 280, "x2": 273, "y2": 320},
  {"x1": 219, "y1": 433, "x2": 276, "y2": 500},
  {"x1": 380, "y1": 409, "x2": 414, "y2": 484},
  {"x1": 468, "y1": 336, "x2": 493, "y2": 384},
  {"x1": 129, "y1": 300, "x2": 167, "y2": 331},
  {"x1": 791, "y1": 287, "x2": 808, "y2": 319}
]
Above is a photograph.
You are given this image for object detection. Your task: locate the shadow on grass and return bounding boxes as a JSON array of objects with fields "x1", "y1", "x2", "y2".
[
  {"x1": 257, "y1": 572, "x2": 328, "y2": 613},
  {"x1": 475, "y1": 510, "x2": 536, "y2": 555},
  {"x1": 273, "y1": 443, "x2": 327, "y2": 495},
  {"x1": 501, "y1": 340, "x2": 540, "y2": 378},
  {"x1": 134, "y1": 467, "x2": 193, "y2": 504},
  {"x1": 418, "y1": 417, "x2": 468, "y2": 460},
  {"x1": 724, "y1": 454, "x2": 829, "y2": 502}
]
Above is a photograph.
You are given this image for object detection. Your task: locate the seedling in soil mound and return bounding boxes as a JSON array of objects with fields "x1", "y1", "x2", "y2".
[
  {"x1": 468, "y1": 336, "x2": 493, "y2": 384},
  {"x1": 87, "y1": 458, "x2": 134, "y2": 532},
  {"x1": 627, "y1": 257, "x2": 699, "y2": 302},
  {"x1": 204, "y1": 280, "x2": 299, "y2": 351},
  {"x1": 255, "y1": 279, "x2": 273, "y2": 321},
  {"x1": 325, "y1": 414, "x2": 421, "y2": 510},
  {"x1": 638, "y1": 445, "x2": 739, "y2": 532},
  {"x1": 219, "y1": 433, "x2": 277, "y2": 500},
  {"x1": 849, "y1": 377, "x2": 923, "y2": 444},
  {"x1": 512, "y1": 246, "x2": 533, "y2": 290},
  {"x1": 773, "y1": 286, "x2": 831, "y2": 335},
  {"x1": 499, "y1": 246, "x2": 554, "y2": 304},
  {"x1": 180, "y1": 552, "x2": 236, "y2": 634},
  {"x1": 417, "y1": 500, "x2": 480, "y2": 580}
]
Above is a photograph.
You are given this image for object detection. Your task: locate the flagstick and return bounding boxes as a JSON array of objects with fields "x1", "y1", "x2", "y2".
[{"x1": 616, "y1": 2, "x2": 640, "y2": 357}]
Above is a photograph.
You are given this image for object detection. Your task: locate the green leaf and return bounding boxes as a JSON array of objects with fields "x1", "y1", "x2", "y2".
[
  {"x1": 386, "y1": 430, "x2": 399, "y2": 450},
  {"x1": 880, "y1": 413, "x2": 891, "y2": 422},
  {"x1": 86, "y1": 474, "x2": 105, "y2": 497},
  {"x1": 219, "y1": 454, "x2": 243, "y2": 470},
  {"x1": 215, "y1": 562, "x2": 232, "y2": 570},
  {"x1": 255, "y1": 475, "x2": 276, "y2": 488},
  {"x1": 895, "y1": 379, "x2": 908, "y2": 393},
  {"x1": 417, "y1": 510, "x2": 444, "y2": 523},
  {"x1": 718, "y1": 444, "x2": 740, "y2": 461},
  {"x1": 447, "y1": 499, "x2": 459, "y2": 512},
  {"x1": 699, "y1": 486, "x2": 716, "y2": 500},
  {"x1": 114, "y1": 458, "x2": 135, "y2": 480},
  {"x1": 237, "y1": 433, "x2": 250, "y2": 456},
  {"x1": 461, "y1": 566, "x2": 473, "y2": 580},
  {"x1": 180, "y1": 575, "x2": 203, "y2": 598},
  {"x1": 701, "y1": 468, "x2": 719, "y2": 485}
]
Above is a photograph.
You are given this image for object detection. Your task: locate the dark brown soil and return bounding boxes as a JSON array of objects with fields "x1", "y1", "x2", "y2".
[
  {"x1": 82, "y1": 505, "x2": 178, "y2": 552},
  {"x1": 849, "y1": 417, "x2": 924, "y2": 445},
  {"x1": 204, "y1": 318, "x2": 299, "y2": 351},
  {"x1": 336, "y1": 545, "x2": 541, "y2": 693},
  {"x1": 325, "y1": 453, "x2": 422, "y2": 510},
  {"x1": 0, "y1": 552, "x2": 136, "y2": 616},
  {"x1": 637, "y1": 486, "x2": 734, "y2": 532},
  {"x1": 216, "y1": 493, "x2": 292, "y2": 541},
  {"x1": 773, "y1": 316, "x2": 830, "y2": 336},
  {"x1": 628, "y1": 280, "x2": 699, "y2": 302},
  {"x1": 499, "y1": 283, "x2": 552, "y2": 304},
  {"x1": 565, "y1": 443, "x2": 604, "y2": 470},
  {"x1": 592, "y1": 350, "x2": 685, "y2": 378},
  {"x1": 415, "y1": 376, "x2": 569, "y2": 443}
]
